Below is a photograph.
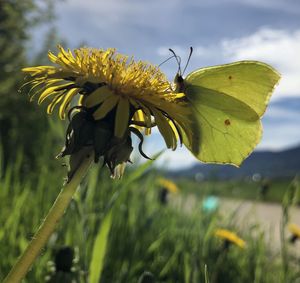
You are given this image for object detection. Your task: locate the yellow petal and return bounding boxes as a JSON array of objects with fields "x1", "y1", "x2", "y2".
[
  {"x1": 131, "y1": 109, "x2": 146, "y2": 133},
  {"x1": 59, "y1": 88, "x2": 81, "y2": 119},
  {"x1": 84, "y1": 86, "x2": 114, "y2": 108},
  {"x1": 57, "y1": 46, "x2": 78, "y2": 70},
  {"x1": 28, "y1": 81, "x2": 46, "y2": 101},
  {"x1": 114, "y1": 97, "x2": 130, "y2": 138},
  {"x1": 169, "y1": 120, "x2": 179, "y2": 141},
  {"x1": 136, "y1": 102, "x2": 154, "y2": 135},
  {"x1": 47, "y1": 94, "x2": 64, "y2": 114},
  {"x1": 93, "y1": 94, "x2": 120, "y2": 120},
  {"x1": 78, "y1": 94, "x2": 85, "y2": 105},
  {"x1": 22, "y1": 66, "x2": 56, "y2": 75},
  {"x1": 135, "y1": 101, "x2": 153, "y2": 128},
  {"x1": 38, "y1": 82, "x2": 74, "y2": 104},
  {"x1": 134, "y1": 109, "x2": 145, "y2": 122},
  {"x1": 48, "y1": 51, "x2": 58, "y2": 63},
  {"x1": 152, "y1": 108, "x2": 176, "y2": 150}
]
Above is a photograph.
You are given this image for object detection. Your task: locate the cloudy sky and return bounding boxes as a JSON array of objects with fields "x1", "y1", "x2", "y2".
[{"x1": 35, "y1": 0, "x2": 300, "y2": 168}]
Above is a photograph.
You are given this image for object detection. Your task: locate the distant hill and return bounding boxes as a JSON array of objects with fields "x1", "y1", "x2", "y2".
[{"x1": 171, "y1": 145, "x2": 300, "y2": 179}]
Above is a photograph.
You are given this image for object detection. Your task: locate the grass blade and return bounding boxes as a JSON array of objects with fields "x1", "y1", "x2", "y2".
[{"x1": 89, "y1": 210, "x2": 113, "y2": 283}]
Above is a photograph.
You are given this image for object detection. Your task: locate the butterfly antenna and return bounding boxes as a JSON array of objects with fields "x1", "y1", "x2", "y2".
[
  {"x1": 158, "y1": 55, "x2": 176, "y2": 67},
  {"x1": 182, "y1": 46, "x2": 193, "y2": 75},
  {"x1": 169, "y1": 48, "x2": 182, "y2": 75}
]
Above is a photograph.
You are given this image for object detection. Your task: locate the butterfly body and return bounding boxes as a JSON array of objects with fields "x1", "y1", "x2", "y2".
[
  {"x1": 174, "y1": 73, "x2": 185, "y2": 93},
  {"x1": 174, "y1": 60, "x2": 281, "y2": 166}
]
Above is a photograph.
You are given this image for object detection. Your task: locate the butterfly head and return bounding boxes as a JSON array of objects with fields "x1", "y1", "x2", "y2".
[
  {"x1": 168, "y1": 47, "x2": 193, "y2": 93},
  {"x1": 174, "y1": 72, "x2": 185, "y2": 93}
]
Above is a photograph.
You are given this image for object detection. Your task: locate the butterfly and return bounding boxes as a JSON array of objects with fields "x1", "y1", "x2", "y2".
[{"x1": 171, "y1": 47, "x2": 280, "y2": 166}]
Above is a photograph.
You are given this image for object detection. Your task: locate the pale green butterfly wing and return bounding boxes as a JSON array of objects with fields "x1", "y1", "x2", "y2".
[
  {"x1": 185, "y1": 61, "x2": 280, "y2": 117},
  {"x1": 183, "y1": 86, "x2": 262, "y2": 166},
  {"x1": 182, "y1": 61, "x2": 280, "y2": 166}
]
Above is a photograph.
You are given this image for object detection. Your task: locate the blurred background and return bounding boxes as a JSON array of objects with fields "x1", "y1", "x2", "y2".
[{"x1": 0, "y1": 0, "x2": 300, "y2": 282}]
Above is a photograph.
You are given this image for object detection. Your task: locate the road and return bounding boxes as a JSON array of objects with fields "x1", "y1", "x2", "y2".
[
  {"x1": 219, "y1": 198, "x2": 300, "y2": 247},
  {"x1": 173, "y1": 195, "x2": 300, "y2": 249}
]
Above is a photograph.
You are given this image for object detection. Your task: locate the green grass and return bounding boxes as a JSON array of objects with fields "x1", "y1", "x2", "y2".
[{"x1": 1, "y1": 150, "x2": 300, "y2": 282}]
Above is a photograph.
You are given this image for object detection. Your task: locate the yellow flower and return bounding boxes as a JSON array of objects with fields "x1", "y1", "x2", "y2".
[
  {"x1": 215, "y1": 229, "x2": 246, "y2": 249},
  {"x1": 22, "y1": 46, "x2": 193, "y2": 145},
  {"x1": 22, "y1": 46, "x2": 195, "y2": 176},
  {"x1": 288, "y1": 223, "x2": 300, "y2": 240},
  {"x1": 157, "y1": 178, "x2": 179, "y2": 194}
]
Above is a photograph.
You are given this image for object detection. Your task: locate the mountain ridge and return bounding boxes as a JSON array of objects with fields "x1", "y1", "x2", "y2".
[{"x1": 170, "y1": 144, "x2": 300, "y2": 179}]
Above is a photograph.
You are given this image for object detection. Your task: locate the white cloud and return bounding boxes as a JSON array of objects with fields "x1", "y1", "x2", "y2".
[
  {"x1": 222, "y1": 28, "x2": 300, "y2": 98},
  {"x1": 156, "y1": 147, "x2": 198, "y2": 169}
]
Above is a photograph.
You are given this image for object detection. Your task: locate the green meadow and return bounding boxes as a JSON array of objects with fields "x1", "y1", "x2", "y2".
[{"x1": 1, "y1": 149, "x2": 300, "y2": 282}]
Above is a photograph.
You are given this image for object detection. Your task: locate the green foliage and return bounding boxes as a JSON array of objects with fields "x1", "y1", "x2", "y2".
[
  {"x1": 89, "y1": 211, "x2": 113, "y2": 283},
  {"x1": 0, "y1": 0, "x2": 59, "y2": 170},
  {"x1": 1, "y1": 151, "x2": 300, "y2": 282}
]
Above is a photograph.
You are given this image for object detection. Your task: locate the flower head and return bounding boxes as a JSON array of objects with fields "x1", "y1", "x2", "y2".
[
  {"x1": 288, "y1": 223, "x2": 300, "y2": 243},
  {"x1": 22, "y1": 46, "x2": 194, "y2": 176},
  {"x1": 157, "y1": 178, "x2": 179, "y2": 194},
  {"x1": 288, "y1": 223, "x2": 300, "y2": 237},
  {"x1": 215, "y1": 229, "x2": 246, "y2": 249}
]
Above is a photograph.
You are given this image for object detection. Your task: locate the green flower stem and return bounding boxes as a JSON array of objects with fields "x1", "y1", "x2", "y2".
[{"x1": 4, "y1": 151, "x2": 94, "y2": 283}]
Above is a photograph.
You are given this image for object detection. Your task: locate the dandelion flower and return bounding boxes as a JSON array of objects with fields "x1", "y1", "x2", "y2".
[
  {"x1": 288, "y1": 223, "x2": 300, "y2": 243},
  {"x1": 157, "y1": 178, "x2": 179, "y2": 194},
  {"x1": 22, "y1": 46, "x2": 194, "y2": 176},
  {"x1": 215, "y1": 229, "x2": 246, "y2": 249}
]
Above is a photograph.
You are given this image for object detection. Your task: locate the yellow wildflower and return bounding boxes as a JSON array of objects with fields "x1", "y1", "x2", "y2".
[
  {"x1": 288, "y1": 223, "x2": 300, "y2": 238},
  {"x1": 23, "y1": 46, "x2": 193, "y2": 142},
  {"x1": 22, "y1": 46, "x2": 194, "y2": 176},
  {"x1": 215, "y1": 229, "x2": 246, "y2": 249},
  {"x1": 288, "y1": 223, "x2": 300, "y2": 243},
  {"x1": 157, "y1": 178, "x2": 179, "y2": 194}
]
